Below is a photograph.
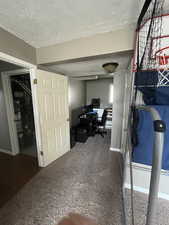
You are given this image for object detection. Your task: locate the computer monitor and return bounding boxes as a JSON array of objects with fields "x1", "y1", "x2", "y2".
[{"x1": 91, "y1": 98, "x2": 100, "y2": 108}]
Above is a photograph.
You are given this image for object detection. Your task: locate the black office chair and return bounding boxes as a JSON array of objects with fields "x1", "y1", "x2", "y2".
[{"x1": 96, "y1": 110, "x2": 107, "y2": 137}]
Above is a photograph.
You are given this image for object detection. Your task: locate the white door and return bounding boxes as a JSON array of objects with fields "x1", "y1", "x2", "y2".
[{"x1": 36, "y1": 69, "x2": 70, "y2": 166}]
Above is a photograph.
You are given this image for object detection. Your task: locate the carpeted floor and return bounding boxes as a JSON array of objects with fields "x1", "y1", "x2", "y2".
[
  {"x1": 0, "y1": 133, "x2": 124, "y2": 225},
  {"x1": 125, "y1": 188, "x2": 169, "y2": 225}
]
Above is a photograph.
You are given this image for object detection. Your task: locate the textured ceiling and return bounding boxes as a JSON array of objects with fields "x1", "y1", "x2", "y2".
[
  {"x1": 0, "y1": 0, "x2": 145, "y2": 48},
  {"x1": 45, "y1": 51, "x2": 132, "y2": 77}
]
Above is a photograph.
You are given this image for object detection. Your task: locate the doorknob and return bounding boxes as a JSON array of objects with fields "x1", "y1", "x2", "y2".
[{"x1": 67, "y1": 118, "x2": 70, "y2": 122}]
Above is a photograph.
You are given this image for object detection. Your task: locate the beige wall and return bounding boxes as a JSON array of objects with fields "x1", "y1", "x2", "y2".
[
  {"x1": 0, "y1": 24, "x2": 134, "y2": 66},
  {"x1": 36, "y1": 24, "x2": 135, "y2": 64},
  {"x1": 86, "y1": 78, "x2": 113, "y2": 108},
  {"x1": 68, "y1": 78, "x2": 86, "y2": 126},
  {"x1": 111, "y1": 71, "x2": 126, "y2": 150},
  {"x1": 0, "y1": 75, "x2": 11, "y2": 151},
  {"x1": 0, "y1": 27, "x2": 36, "y2": 64}
]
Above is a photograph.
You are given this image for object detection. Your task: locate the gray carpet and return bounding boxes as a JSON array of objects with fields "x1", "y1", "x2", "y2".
[
  {"x1": 125, "y1": 189, "x2": 169, "y2": 225},
  {"x1": 0, "y1": 133, "x2": 124, "y2": 225}
]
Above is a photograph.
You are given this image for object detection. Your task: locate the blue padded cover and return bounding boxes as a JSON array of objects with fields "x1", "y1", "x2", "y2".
[
  {"x1": 133, "y1": 105, "x2": 169, "y2": 170},
  {"x1": 156, "y1": 87, "x2": 169, "y2": 105}
]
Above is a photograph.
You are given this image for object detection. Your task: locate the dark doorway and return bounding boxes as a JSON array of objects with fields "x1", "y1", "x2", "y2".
[
  {"x1": 10, "y1": 74, "x2": 37, "y2": 158},
  {"x1": 0, "y1": 73, "x2": 40, "y2": 208}
]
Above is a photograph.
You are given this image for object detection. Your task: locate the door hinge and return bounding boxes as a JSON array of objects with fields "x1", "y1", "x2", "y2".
[
  {"x1": 40, "y1": 151, "x2": 44, "y2": 156},
  {"x1": 33, "y1": 78, "x2": 37, "y2": 84}
]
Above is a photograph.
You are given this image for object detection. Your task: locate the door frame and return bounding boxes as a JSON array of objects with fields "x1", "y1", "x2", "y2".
[{"x1": 0, "y1": 52, "x2": 43, "y2": 167}]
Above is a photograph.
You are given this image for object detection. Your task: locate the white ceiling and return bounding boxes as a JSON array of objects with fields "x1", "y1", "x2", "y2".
[
  {"x1": 45, "y1": 51, "x2": 132, "y2": 77},
  {"x1": 0, "y1": 0, "x2": 145, "y2": 48}
]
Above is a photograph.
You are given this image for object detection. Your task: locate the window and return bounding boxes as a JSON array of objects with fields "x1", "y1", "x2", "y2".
[{"x1": 109, "y1": 83, "x2": 113, "y2": 104}]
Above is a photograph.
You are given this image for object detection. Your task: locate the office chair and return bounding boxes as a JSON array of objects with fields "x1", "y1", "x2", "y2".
[{"x1": 96, "y1": 110, "x2": 107, "y2": 137}]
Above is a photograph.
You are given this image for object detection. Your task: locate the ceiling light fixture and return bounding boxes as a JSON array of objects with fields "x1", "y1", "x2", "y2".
[{"x1": 102, "y1": 62, "x2": 119, "y2": 73}]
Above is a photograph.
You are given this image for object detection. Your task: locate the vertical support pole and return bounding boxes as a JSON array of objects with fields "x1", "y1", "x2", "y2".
[
  {"x1": 135, "y1": 106, "x2": 165, "y2": 225},
  {"x1": 146, "y1": 120, "x2": 165, "y2": 225}
]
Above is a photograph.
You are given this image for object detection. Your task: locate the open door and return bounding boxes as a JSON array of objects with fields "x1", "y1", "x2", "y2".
[{"x1": 36, "y1": 69, "x2": 70, "y2": 166}]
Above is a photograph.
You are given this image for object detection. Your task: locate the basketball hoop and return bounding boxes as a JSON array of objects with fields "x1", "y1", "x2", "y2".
[{"x1": 133, "y1": 2, "x2": 169, "y2": 87}]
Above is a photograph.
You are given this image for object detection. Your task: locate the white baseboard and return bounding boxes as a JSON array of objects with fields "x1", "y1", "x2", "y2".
[
  {"x1": 125, "y1": 161, "x2": 169, "y2": 201},
  {"x1": 0, "y1": 148, "x2": 14, "y2": 155},
  {"x1": 109, "y1": 147, "x2": 121, "y2": 152},
  {"x1": 125, "y1": 183, "x2": 169, "y2": 201}
]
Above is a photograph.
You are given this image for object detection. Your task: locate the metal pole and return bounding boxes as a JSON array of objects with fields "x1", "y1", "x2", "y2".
[{"x1": 136, "y1": 106, "x2": 165, "y2": 225}]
